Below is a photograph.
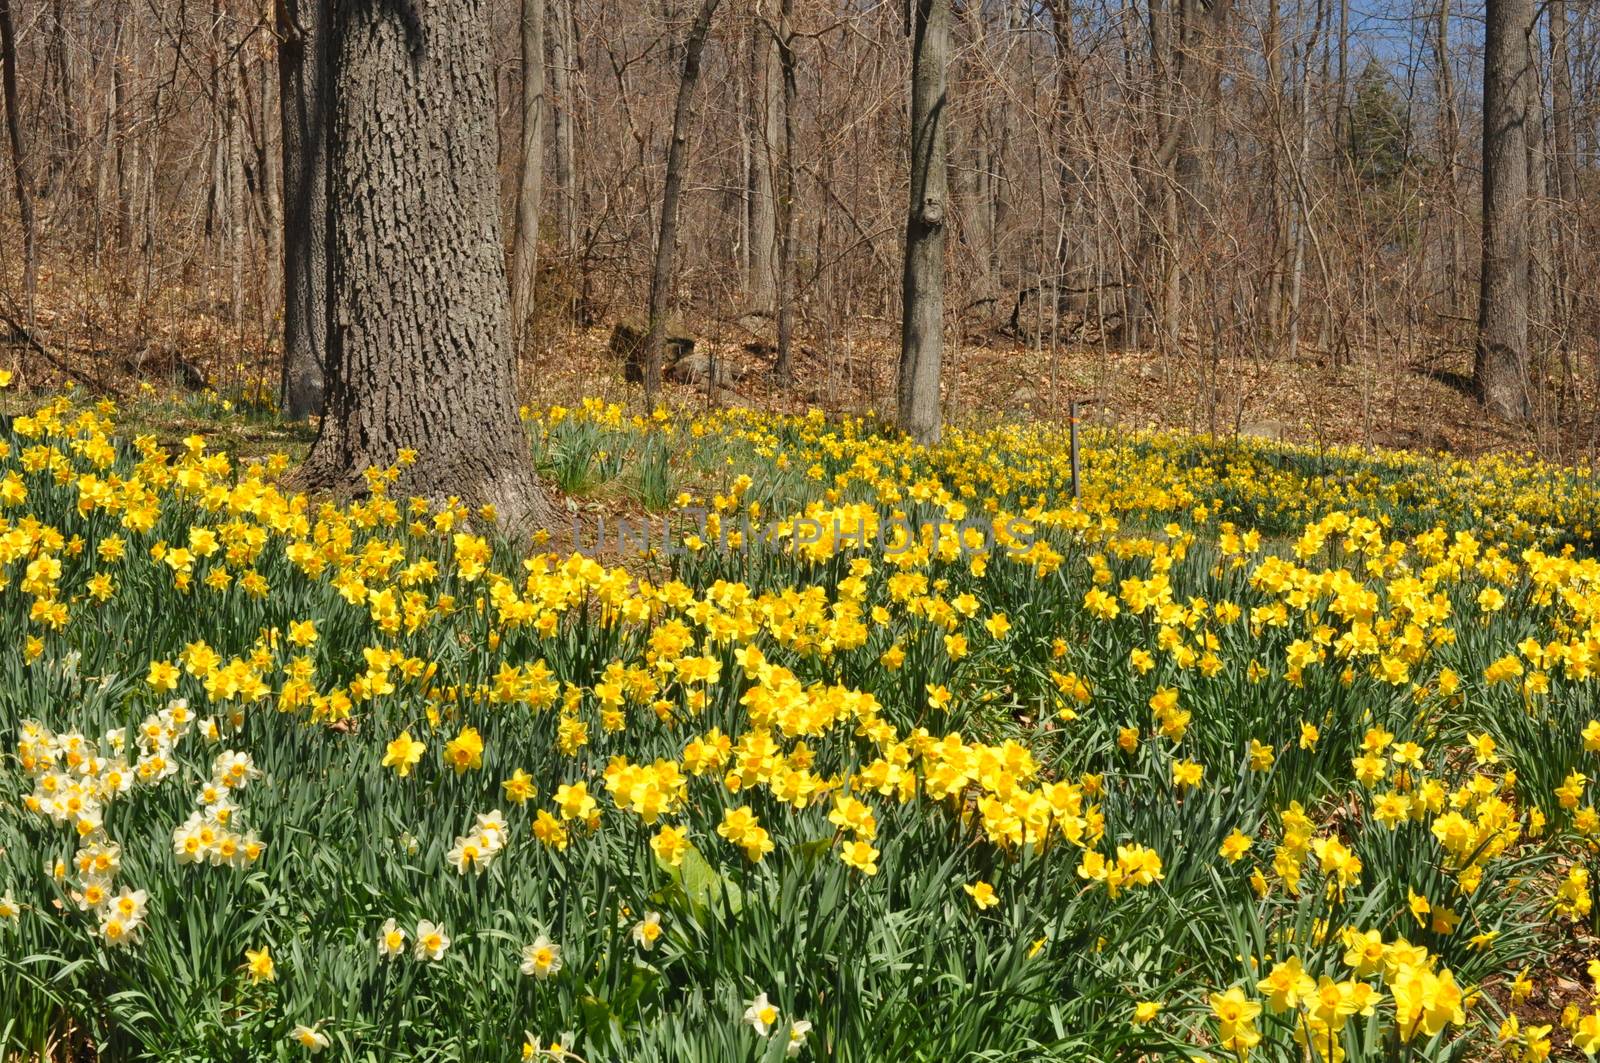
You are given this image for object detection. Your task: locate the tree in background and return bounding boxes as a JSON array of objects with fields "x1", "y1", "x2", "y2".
[
  {"x1": 745, "y1": 8, "x2": 780, "y2": 316},
  {"x1": 0, "y1": 0, "x2": 36, "y2": 323},
  {"x1": 298, "y1": 0, "x2": 550, "y2": 532},
  {"x1": 641, "y1": 0, "x2": 722, "y2": 406},
  {"x1": 10, "y1": 0, "x2": 1600, "y2": 443},
  {"x1": 1474, "y1": 0, "x2": 1533, "y2": 422},
  {"x1": 771, "y1": 0, "x2": 799, "y2": 384},
  {"x1": 508, "y1": 0, "x2": 545, "y2": 353},
  {"x1": 1339, "y1": 60, "x2": 1422, "y2": 263},
  {"x1": 1344, "y1": 61, "x2": 1410, "y2": 190},
  {"x1": 276, "y1": 0, "x2": 329, "y2": 421},
  {"x1": 897, "y1": 0, "x2": 949, "y2": 446}
]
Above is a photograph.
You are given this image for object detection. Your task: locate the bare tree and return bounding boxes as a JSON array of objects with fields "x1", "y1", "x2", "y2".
[
  {"x1": 771, "y1": 0, "x2": 799, "y2": 382},
  {"x1": 898, "y1": 0, "x2": 949, "y2": 444},
  {"x1": 44, "y1": 0, "x2": 78, "y2": 198},
  {"x1": 1549, "y1": 0, "x2": 1577, "y2": 206},
  {"x1": 548, "y1": 0, "x2": 577, "y2": 256},
  {"x1": 1475, "y1": 0, "x2": 1534, "y2": 421},
  {"x1": 0, "y1": 0, "x2": 36, "y2": 321},
  {"x1": 302, "y1": 0, "x2": 550, "y2": 531},
  {"x1": 509, "y1": 0, "x2": 546, "y2": 350},
  {"x1": 277, "y1": 0, "x2": 329, "y2": 420},
  {"x1": 1434, "y1": 0, "x2": 1464, "y2": 315},
  {"x1": 746, "y1": 15, "x2": 780, "y2": 313},
  {"x1": 1549, "y1": 0, "x2": 1577, "y2": 352},
  {"x1": 641, "y1": 0, "x2": 722, "y2": 404}
]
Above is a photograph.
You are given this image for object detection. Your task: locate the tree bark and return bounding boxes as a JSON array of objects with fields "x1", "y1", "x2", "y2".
[
  {"x1": 226, "y1": 15, "x2": 247, "y2": 342},
  {"x1": 1474, "y1": 0, "x2": 1534, "y2": 421},
  {"x1": 1263, "y1": 0, "x2": 1284, "y2": 346},
  {"x1": 1334, "y1": 0, "x2": 1348, "y2": 148},
  {"x1": 303, "y1": 0, "x2": 550, "y2": 533},
  {"x1": 1119, "y1": 0, "x2": 1174, "y2": 351},
  {"x1": 1549, "y1": 0, "x2": 1577, "y2": 351},
  {"x1": 1286, "y1": 0, "x2": 1323, "y2": 361},
  {"x1": 0, "y1": 0, "x2": 37, "y2": 322},
  {"x1": 642, "y1": 0, "x2": 722, "y2": 404},
  {"x1": 548, "y1": 0, "x2": 576, "y2": 255},
  {"x1": 46, "y1": 0, "x2": 79, "y2": 199},
  {"x1": 255, "y1": 45, "x2": 285, "y2": 343},
  {"x1": 1120, "y1": 0, "x2": 1228, "y2": 351},
  {"x1": 1435, "y1": 0, "x2": 1464, "y2": 315},
  {"x1": 509, "y1": 0, "x2": 546, "y2": 350},
  {"x1": 897, "y1": 0, "x2": 949, "y2": 445},
  {"x1": 1549, "y1": 0, "x2": 1577, "y2": 205},
  {"x1": 277, "y1": 0, "x2": 330, "y2": 420},
  {"x1": 208, "y1": 0, "x2": 228, "y2": 250},
  {"x1": 111, "y1": 14, "x2": 132, "y2": 252},
  {"x1": 1525, "y1": 24, "x2": 1551, "y2": 377},
  {"x1": 773, "y1": 0, "x2": 798, "y2": 382},
  {"x1": 746, "y1": 17, "x2": 780, "y2": 312}
]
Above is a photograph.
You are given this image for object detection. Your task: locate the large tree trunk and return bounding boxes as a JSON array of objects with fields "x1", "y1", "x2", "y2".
[
  {"x1": 303, "y1": 0, "x2": 550, "y2": 533},
  {"x1": 1474, "y1": 0, "x2": 1533, "y2": 422},
  {"x1": 277, "y1": 0, "x2": 329, "y2": 421},
  {"x1": 0, "y1": 0, "x2": 37, "y2": 322},
  {"x1": 509, "y1": 0, "x2": 545, "y2": 350},
  {"x1": 641, "y1": 0, "x2": 722, "y2": 404},
  {"x1": 897, "y1": 0, "x2": 949, "y2": 445}
]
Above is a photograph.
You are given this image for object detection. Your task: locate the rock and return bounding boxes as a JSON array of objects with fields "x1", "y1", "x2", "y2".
[
  {"x1": 610, "y1": 322, "x2": 695, "y2": 383},
  {"x1": 667, "y1": 350, "x2": 741, "y2": 388},
  {"x1": 665, "y1": 335, "x2": 696, "y2": 363},
  {"x1": 1011, "y1": 384, "x2": 1038, "y2": 408},
  {"x1": 1239, "y1": 420, "x2": 1292, "y2": 443},
  {"x1": 666, "y1": 351, "x2": 711, "y2": 384},
  {"x1": 1380, "y1": 425, "x2": 1455, "y2": 454}
]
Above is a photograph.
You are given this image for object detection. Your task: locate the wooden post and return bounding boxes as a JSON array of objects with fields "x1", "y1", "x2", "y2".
[{"x1": 1070, "y1": 399, "x2": 1081, "y2": 500}]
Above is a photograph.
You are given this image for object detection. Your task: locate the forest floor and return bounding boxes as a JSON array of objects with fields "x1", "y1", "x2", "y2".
[
  {"x1": 1, "y1": 246, "x2": 1595, "y2": 465},
  {"x1": 523, "y1": 316, "x2": 1577, "y2": 459}
]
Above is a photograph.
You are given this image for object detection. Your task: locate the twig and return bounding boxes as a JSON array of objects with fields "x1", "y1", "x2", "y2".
[{"x1": 0, "y1": 299, "x2": 125, "y2": 397}]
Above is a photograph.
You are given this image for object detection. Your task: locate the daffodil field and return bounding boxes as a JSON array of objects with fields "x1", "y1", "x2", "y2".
[{"x1": 10, "y1": 396, "x2": 1600, "y2": 1061}]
